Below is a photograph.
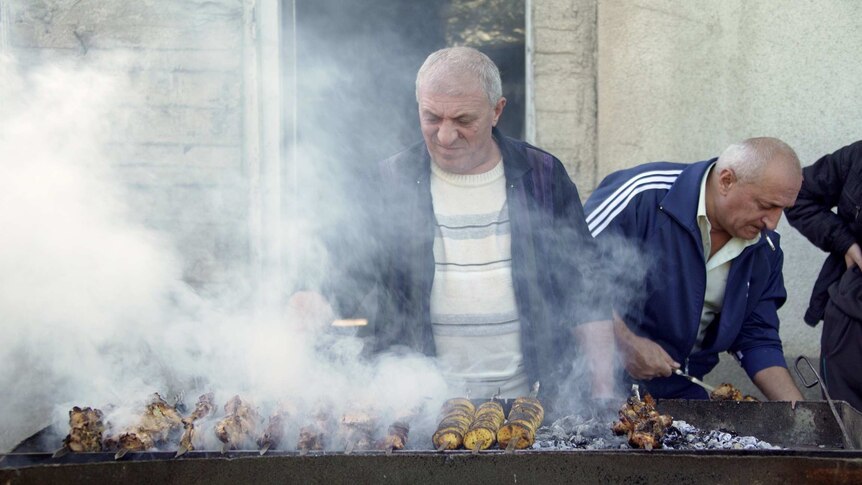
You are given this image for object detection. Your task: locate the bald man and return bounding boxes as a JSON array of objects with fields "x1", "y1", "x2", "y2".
[{"x1": 585, "y1": 138, "x2": 805, "y2": 401}]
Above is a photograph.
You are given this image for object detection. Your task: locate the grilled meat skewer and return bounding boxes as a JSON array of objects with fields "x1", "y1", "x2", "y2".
[
  {"x1": 710, "y1": 383, "x2": 759, "y2": 402},
  {"x1": 297, "y1": 404, "x2": 333, "y2": 454},
  {"x1": 379, "y1": 420, "x2": 410, "y2": 453},
  {"x1": 612, "y1": 393, "x2": 673, "y2": 449},
  {"x1": 105, "y1": 393, "x2": 184, "y2": 459},
  {"x1": 341, "y1": 409, "x2": 377, "y2": 454},
  {"x1": 215, "y1": 395, "x2": 259, "y2": 453},
  {"x1": 258, "y1": 403, "x2": 292, "y2": 455},
  {"x1": 55, "y1": 406, "x2": 106, "y2": 456},
  {"x1": 175, "y1": 392, "x2": 215, "y2": 457}
]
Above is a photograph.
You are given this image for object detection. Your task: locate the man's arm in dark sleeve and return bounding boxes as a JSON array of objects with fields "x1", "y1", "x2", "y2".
[{"x1": 785, "y1": 142, "x2": 861, "y2": 256}]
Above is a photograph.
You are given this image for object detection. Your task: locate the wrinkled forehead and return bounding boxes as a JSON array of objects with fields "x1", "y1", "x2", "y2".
[
  {"x1": 746, "y1": 164, "x2": 803, "y2": 204},
  {"x1": 419, "y1": 71, "x2": 485, "y2": 99}
]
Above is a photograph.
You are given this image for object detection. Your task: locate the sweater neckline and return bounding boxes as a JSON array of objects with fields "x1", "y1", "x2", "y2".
[{"x1": 430, "y1": 159, "x2": 504, "y2": 186}]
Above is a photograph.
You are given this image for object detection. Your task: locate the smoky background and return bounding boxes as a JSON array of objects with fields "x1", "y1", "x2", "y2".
[{"x1": 0, "y1": 0, "x2": 633, "y2": 453}]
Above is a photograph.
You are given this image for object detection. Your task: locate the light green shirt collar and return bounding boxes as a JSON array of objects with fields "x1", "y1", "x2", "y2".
[{"x1": 696, "y1": 163, "x2": 760, "y2": 270}]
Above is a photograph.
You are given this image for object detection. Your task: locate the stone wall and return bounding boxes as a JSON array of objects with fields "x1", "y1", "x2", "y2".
[
  {"x1": 2, "y1": 0, "x2": 251, "y2": 292},
  {"x1": 528, "y1": 0, "x2": 598, "y2": 190}
]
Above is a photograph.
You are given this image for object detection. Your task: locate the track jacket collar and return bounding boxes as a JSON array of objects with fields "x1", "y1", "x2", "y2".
[{"x1": 660, "y1": 159, "x2": 717, "y2": 237}]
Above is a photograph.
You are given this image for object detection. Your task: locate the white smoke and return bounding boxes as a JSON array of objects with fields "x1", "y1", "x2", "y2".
[{"x1": 0, "y1": 53, "x2": 449, "y2": 453}]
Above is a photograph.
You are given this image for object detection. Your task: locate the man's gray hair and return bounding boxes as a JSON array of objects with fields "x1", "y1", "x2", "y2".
[
  {"x1": 715, "y1": 137, "x2": 802, "y2": 182},
  {"x1": 415, "y1": 46, "x2": 502, "y2": 106}
]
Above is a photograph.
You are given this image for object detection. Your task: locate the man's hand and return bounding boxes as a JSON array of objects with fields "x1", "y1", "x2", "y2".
[
  {"x1": 845, "y1": 243, "x2": 862, "y2": 269},
  {"x1": 613, "y1": 312, "x2": 679, "y2": 380}
]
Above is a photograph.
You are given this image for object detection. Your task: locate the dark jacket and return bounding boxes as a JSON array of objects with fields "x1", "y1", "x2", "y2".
[
  {"x1": 785, "y1": 140, "x2": 862, "y2": 326},
  {"x1": 585, "y1": 160, "x2": 789, "y2": 399},
  {"x1": 333, "y1": 128, "x2": 605, "y2": 396}
]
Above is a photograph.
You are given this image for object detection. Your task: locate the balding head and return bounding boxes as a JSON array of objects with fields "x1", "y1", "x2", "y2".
[
  {"x1": 715, "y1": 137, "x2": 802, "y2": 184},
  {"x1": 709, "y1": 137, "x2": 803, "y2": 239},
  {"x1": 415, "y1": 46, "x2": 502, "y2": 107}
]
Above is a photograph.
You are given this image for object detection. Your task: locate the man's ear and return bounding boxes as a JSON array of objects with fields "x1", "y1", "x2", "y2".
[
  {"x1": 492, "y1": 97, "x2": 507, "y2": 127},
  {"x1": 717, "y1": 168, "x2": 737, "y2": 195}
]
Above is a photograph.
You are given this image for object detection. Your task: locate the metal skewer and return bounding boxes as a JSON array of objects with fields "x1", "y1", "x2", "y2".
[{"x1": 674, "y1": 369, "x2": 717, "y2": 393}]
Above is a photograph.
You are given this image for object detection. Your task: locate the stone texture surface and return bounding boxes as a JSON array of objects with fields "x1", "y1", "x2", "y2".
[
  {"x1": 593, "y1": 0, "x2": 862, "y2": 398},
  {"x1": 3, "y1": 0, "x2": 248, "y2": 290},
  {"x1": 530, "y1": 0, "x2": 597, "y2": 190}
]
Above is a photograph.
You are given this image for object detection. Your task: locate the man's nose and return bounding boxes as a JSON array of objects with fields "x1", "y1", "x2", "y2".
[
  {"x1": 763, "y1": 209, "x2": 782, "y2": 231},
  {"x1": 437, "y1": 121, "x2": 459, "y2": 146}
]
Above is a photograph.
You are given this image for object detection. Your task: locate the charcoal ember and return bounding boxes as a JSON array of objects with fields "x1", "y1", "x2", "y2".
[
  {"x1": 661, "y1": 420, "x2": 780, "y2": 450},
  {"x1": 533, "y1": 415, "x2": 626, "y2": 450}
]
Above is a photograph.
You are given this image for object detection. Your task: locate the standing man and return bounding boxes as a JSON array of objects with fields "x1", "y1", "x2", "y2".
[
  {"x1": 292, "y1": 47, "x2": 613, "y2": 400},
  {"x1": 785, "y1": 140, "x2": 862, "y2": 411},
  {"x1": 585, "y1": 138, "x2": 805, "y2": 400}
]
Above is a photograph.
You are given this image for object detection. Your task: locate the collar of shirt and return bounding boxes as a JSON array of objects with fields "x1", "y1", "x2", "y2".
[{"x1": 696, "y1": 163, "x2": 760, "y2": 270}]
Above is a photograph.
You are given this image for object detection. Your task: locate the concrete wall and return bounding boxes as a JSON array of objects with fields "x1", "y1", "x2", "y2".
[
  {"x1": 593, "y1": 0, "x2": 862, "y2": 397},
  {"x1": 2, "y1": 0, "x2": 252, "y2": 294},
  {"x1": 528, "y1": 0, "x2": 598, "y2": 189}
]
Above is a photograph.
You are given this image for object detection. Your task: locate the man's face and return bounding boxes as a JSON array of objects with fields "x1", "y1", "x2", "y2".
[
  {"x1": 713, "y1": 162, "x2": 802, "y2": 240},
  {"x1": 417, "y1": 78, "x2": 506, "y2": 175}
]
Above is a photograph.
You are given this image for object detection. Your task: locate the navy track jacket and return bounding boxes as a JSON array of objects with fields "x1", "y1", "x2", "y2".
[{"x1": 585, "y1": 160, "x2": 790, "y2": 398}]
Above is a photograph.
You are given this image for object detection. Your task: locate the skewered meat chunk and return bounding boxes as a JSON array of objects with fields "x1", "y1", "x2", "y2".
[
  {"x1": 215, "y1": 395, "x2": 259, "y2": 451},
  {"x1": 257, "y1": 403, "x2": 292, "y2": 453},
  {"x1": 612, "y1": 393, "x2": 673, "y2": 450},
  {"x1": 497, "y1": 396, "x2": 544, "y2": 450},
  {"x1": 709, "y1": 383, "x2": 759, "y2": 402},
  {"x1": 464, "y1": 400, "x2": 505, "y2": 451},
  {"x1": 432, "y1": 398, "x2": 476, "y2": 450},
  {"x1": 297, "y1": 407, "x2": 332, "y2": 452},
  {"x1": 177, "y1": 393, "x2": 215, "y2": 454},
  {"x1": 105, "y1": 394, "x2": 184, "y2": 453},
  {"x1": 62, "y1": 407, "x2": 105, "y2": 452},
  {"x1": 379, "y1": 420, "x2": 410, "y2": 451},
  {"x1": 340, "y1": 409, "x2": 378, "y2": 452},
  {"x1": 710, "y1": 383, "x2": 743, "y2": 401}
]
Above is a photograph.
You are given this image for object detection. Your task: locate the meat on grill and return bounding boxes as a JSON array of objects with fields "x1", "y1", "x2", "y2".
[
  {"x1": 612, "y1": 393, "x2": 673, "y2": 450},
  {"x1": 257, "y1": 403, "x2": 293, "y2": 454},
  {"x1": 177, "y1": 392, "x2": 215, "y2": 455},
  {"x1": 497, "y1": 396, "x2": 544, "y2": 450},
  {"x1": 379, "y1": 420, "x2": 410, "y2": 451},
  {"x1": 62, "y1": 406, "x2": 105, "y2": 452},
  {"x1": 464, "y1": 400, "x2": 505, "y2": 451},
  {"x1": 297, "y1": 405, "x2": 333, "y2": 453},
  {"x1": 340, "y1": 409, "x2": 378, "y2": 452},
  {"x1": 432, "y1": 398, "x2": 476, "y2": 450},
  {"x1": 710, "y1": 383, "x2": 759, "y2": 402},
  {"x1": 105, "y1": 393, "x2": 183, "y2": 453},
  {"x1": 215, "y1": 395, "x2": 260, "y2": 451}
]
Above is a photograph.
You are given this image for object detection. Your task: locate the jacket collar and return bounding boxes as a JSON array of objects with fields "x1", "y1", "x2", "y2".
[
  {"x1": 404, "y1": 126, "x2": 529, "y2": 183},
  {"x1": 660, "y1": 158, "x2": 717, "y2": 234}
]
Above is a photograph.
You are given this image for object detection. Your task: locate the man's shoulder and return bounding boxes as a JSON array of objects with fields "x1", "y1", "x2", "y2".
[
  {"x1": 585, "y1": 162, "x2": 685, "y2": 213},
  {"x1": 378, "y1": 139, "x2": 428, "y2": 180}
]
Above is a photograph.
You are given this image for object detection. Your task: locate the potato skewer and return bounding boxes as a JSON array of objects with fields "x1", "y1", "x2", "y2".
[
  {"x1": 432, "y1": 398, "x2": 476, "y2": 451},
  {"x1": 497, "y1": 382, "x2": 544, "y2": 452},
  {"x1": 464, "y1": 398, "x2": 505, "y2": 453}
]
